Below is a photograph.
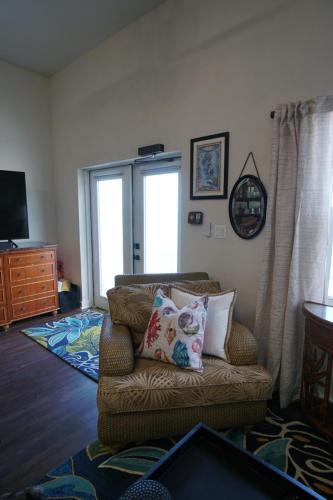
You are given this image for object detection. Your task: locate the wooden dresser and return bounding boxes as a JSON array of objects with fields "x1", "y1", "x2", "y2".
[{"x1": 0, "y1": 244, "x2": 58, "y2": 330}]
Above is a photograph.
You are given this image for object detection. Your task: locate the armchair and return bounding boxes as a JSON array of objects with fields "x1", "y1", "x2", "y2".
[{"x1": 97, "y1": 273, "x2": 272, "y2": 445}]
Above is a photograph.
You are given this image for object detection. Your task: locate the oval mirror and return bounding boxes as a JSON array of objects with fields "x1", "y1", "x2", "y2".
[{"x1": 229, "y1": 175, "x2": 267, "y2": 239}]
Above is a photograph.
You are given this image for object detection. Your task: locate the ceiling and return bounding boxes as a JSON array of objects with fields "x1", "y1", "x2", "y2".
[{"x1": 0, "y1": 0, "x2": 165, "y2": 76}]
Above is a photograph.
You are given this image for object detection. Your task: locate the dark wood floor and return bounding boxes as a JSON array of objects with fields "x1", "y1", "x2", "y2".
[{"x1": 0, "y1": 310, "x2": 98, "y2": 494}]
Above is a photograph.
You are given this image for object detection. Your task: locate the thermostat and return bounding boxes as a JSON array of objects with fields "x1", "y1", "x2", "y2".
[{"x1": 188, "y1": 212, "x2": 204, "y2": 225}]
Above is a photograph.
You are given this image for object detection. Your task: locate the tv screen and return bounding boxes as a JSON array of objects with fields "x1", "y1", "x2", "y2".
[{"x1": 0, "y1": 170, "x2": 29, "y2": 240}]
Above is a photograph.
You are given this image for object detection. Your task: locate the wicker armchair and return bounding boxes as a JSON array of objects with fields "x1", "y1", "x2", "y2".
[{"x1": 97, "y1": 272, "x2": 272, "y2": 445}]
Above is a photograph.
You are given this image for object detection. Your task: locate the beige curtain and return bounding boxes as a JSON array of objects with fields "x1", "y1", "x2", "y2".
[{"x1": 255, "y1": 96, "x2": 333, "y2": 407}]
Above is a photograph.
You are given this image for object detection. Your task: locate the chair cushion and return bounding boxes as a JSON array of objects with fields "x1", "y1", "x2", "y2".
[
  {"x1": 169, "y1": 280, "x2": 221, "y2": 294},
  {"x1": 107, "y1": 284, "x2": 169, "y2": 333},
  {"x1": 107, "y1": 280, "x2": 221, "y2": 345},
  {"x1": 98, "y1": 356, "x2": 272, "y2": 415}
]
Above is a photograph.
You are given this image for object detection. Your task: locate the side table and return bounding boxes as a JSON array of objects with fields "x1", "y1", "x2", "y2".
[{"x1": 302, "y1": 301, "x2": 333, "y2": 441}]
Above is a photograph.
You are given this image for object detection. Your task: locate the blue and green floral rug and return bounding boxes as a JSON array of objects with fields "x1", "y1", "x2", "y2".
[
  {"x1": 22, "y1": 310, "x2": 104, "y2": 381},
  {"x1": 25, "y1": 409, "x2": 333, "y2": 499}
]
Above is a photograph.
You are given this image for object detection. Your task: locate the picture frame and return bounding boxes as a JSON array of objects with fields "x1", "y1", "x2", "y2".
[{"x1": 190, "y1": 132, "x2": 229, "y2": 200}]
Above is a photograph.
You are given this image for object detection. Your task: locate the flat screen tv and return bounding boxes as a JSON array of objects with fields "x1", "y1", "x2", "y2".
[{"x1": 0, "y1": 170, "x2": 29, "y2": 241}]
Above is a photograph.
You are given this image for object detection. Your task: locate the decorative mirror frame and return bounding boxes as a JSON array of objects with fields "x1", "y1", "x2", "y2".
[{"x1": 229, "y1": 174, "x2": 267, "y2": 240}]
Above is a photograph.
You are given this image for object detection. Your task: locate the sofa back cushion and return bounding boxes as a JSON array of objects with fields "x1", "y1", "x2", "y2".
[
  {"x1": 115, "y1": 272, "x2": 210, "y2": 286},
  {"x1": 169, "y1": 280, "x2": 221, "y2": 294},
  {"x1": 107, "y1": 280, "x2": 221, "y2": 347},
  {"x1": 107, "y1": 284, "x2": 169, "y2": 334}
]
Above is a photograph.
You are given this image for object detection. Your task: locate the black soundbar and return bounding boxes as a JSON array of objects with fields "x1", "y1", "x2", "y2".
[{"x1": 138, "y1": 144, "x2": 164, "y2": 156}]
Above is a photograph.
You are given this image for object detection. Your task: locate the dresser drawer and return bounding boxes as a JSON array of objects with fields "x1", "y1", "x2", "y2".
[
  {"x1": 0, "y1": 306, "x2": 7, "y2": 324},
  {"x1": 0, "y1": 288, "x2": 5, "y2": 304},
  {"x1": 9, "y1": 263, "x2": 54, "y2": 283},
  {"x1": 12, "y1": 295, "x2": 57, "y2": 319},
  {"x1": 8, "y1": 251, "x2": 55, "y2": 268},
  {"x1": 11, "y1": 280, "x2": 56, "y2": 302}
]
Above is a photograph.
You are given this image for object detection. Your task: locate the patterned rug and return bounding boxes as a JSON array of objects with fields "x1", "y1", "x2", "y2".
[
  {"x1": 22, "y1": 310, "x2": 104, "y2": 381},
  {"x1": 28, "y1": 409, "x2": 333, "y2": 499}
]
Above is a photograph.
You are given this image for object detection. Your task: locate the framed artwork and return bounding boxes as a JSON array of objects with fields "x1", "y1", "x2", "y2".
[{"x1": 190, "y1": 132, "x2": 229, "y2": 200}]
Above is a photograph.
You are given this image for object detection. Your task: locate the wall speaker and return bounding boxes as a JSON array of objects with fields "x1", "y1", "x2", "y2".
[{"x1": 138, "y1": 144, "x2": 164, "y2": 156}]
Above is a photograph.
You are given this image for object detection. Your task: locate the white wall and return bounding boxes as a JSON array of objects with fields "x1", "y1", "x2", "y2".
[
  {"x1": 0, "y1": 61, "x2": 56, "y2": 243},
  {"x1": 50, "y1": 0, "x2": 333, "y2": 327}
]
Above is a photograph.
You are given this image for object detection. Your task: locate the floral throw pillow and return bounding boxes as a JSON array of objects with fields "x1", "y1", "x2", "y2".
[{"x1": 136, "y1": 289, "x2": 208, "y2": 372}]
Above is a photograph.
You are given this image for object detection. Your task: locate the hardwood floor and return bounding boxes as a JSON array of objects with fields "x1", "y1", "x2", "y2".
[{"x1": 0, "y1": 310, "x2": 98, "y2": 494}]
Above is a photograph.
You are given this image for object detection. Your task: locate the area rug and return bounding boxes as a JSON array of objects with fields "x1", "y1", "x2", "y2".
[
  {"x1": 27, "y1": 409, "x2": 333, "y2": 499},
  {"x1": 22, "y1": 310, "x2": 104, "y2": 381}
]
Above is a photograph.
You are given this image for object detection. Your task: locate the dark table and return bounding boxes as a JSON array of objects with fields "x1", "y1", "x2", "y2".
[
  {"x1": 136, "y1": 423, "x2": 324, "y2": 499},
  {"x1": 302, "y1": 301, "x2": 333, "y2": 442}
]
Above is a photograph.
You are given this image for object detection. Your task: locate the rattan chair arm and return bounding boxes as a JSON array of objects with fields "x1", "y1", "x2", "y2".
[
  {"x1": 99, "y1": 314, "x2": 134, "y2": 377},
  {"x1": 228, "y1": 321, "x2": 258, "y2": 365}
]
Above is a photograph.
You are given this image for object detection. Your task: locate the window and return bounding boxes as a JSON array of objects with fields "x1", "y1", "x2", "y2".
[{"x1": 143, "y1": 170, "x2": 179, "y2": 274}]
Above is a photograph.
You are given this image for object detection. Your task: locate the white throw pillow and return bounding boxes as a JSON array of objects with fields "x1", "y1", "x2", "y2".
[{"x1": 171, "y1": 286, "x2": 236, "y2": 362}]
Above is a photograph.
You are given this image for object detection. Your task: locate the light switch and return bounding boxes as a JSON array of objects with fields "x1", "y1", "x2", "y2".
[
  {"x1": 214, "y1": 224, "x2": 226, "y2": 238},
  {"x1": 205, "y1": 223, "x2": 212, "y2": 238}
]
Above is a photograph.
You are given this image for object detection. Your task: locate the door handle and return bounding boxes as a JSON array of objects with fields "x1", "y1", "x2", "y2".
[
  {"x1": 133, "y1": 255, "x2": 140, "y2": 261},
  {"x1": 134, "y1": 243, "x2": 140, "y2": 250}
]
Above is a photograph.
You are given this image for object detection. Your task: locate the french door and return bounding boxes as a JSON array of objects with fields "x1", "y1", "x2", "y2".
[
  {"x1": 90, "y1": 158, "x2": 180, "y2": 308},
  {"x1": 90, "y1": 166, "x2": 132, "y2": 308}
]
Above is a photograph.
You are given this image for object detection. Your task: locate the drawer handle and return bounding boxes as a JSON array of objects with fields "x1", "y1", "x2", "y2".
[
  {"x1": 40, "y1": 255, "x2": 45, "y2": 259},
  {"x1": 20, "y1": 306, "x2": 25, "y2": 312},
  {"x1": 18, "y1": 290, "x2": 22, "y2": 294},
  {"x1": 17, "y1": 272, "x2": 21, "y2": 277},
  {"x1": 41, "y1": 269, "x2": 45, "y2": 273}
]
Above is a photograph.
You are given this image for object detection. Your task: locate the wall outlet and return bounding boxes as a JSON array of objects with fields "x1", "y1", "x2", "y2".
[{"x1": 214, "y1": 224, "x2": 226, "y2": 238}]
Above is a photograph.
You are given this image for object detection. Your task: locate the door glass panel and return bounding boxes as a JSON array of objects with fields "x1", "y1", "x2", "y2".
[
  {"x1": 144, "y1": 171, "x2": 178, "y2": 273},
  {"x1": 97, "y1": 177, "x2": 123, "y2": 295}
]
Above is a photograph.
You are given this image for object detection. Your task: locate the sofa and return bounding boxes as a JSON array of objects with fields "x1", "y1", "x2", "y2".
[{"x1": 97, "y1": 272, "x2": 272, "y2": 445}]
